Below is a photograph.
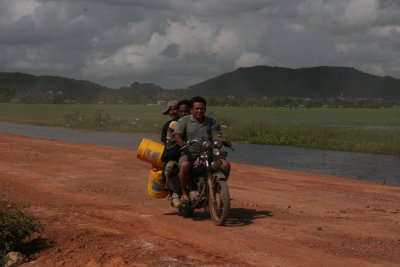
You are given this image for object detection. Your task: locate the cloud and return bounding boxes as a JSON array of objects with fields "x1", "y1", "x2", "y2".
[
  {"x1": 338, "y1": 0, "x2": 378, "y2": 27},
  {"x1": 0, "y1": 0, "x2": 40, "y2": 25},
  {"x1": 287, "y1": 23, "x2": 306, "y2": 33},
  {"x1": 360, "y1": 63, "x2": 384, "y2": 76},
  {"x1": 234, "y1": 52, "x2": 265, "y2": 68},
  {"x1": 0, "y1": 0, "x2": 399, "y2": 88},
  {"x1": 368, "y1": 25, "x2": 400, "y2": 38},
  {"x1": 83, "y1": 17, "x2": 245, "y2": 86},
  {"x1": 161, "y1": 43, "x2": 181, "y2": 58}
]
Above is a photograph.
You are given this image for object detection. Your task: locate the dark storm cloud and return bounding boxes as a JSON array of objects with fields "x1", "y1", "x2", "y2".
[
  {"x1": 161, "y1": 43, "x2": 181, "y2": 58},
  {"x1": 1, "y1": 0, "x2": 399, "y2": 88}
]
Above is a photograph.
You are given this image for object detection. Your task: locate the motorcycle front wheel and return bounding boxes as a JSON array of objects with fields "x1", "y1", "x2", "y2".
[{"x1": 209, "y1": 180, "x2": 230, "y2": 226}]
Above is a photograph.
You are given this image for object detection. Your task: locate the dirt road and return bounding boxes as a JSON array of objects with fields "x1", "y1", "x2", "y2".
[{"x1": 1, "y1": 132, "x2": 399, "y2": 266}]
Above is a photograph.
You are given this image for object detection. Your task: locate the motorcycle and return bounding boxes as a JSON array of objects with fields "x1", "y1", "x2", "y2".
[{"x1": 175, "y1": 139, "x2": 233, "y2": 226}]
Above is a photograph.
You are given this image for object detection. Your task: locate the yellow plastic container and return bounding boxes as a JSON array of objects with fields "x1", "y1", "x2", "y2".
[
  {"x1": 137, "y1": 138, "x2": 165, "y2": 169},
  {"x1": 147, "y1": 167, "x2": 168, "y2": 199}
]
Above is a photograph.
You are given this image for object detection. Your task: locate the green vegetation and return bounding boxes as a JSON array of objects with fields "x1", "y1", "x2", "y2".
[
  {"x1": 0, "y1": 104, "x2": 399, "y2": 154},
  {"x1": 204, "y1": 96, "x2": 400, "y2": 108},
  {"x1": 224, "y1": 124, "x2": 400, "y2": 154},
  {"x1": 0, "y1": 199, "x2": 42, "y2": 266},
  {"x1": 0, "y1": 103, "x2": 163, "y2": 133}
]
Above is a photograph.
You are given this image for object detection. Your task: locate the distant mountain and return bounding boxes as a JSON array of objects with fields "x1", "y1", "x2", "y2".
[
  {"x1": 0, "y1": 72, "x2": 109, "y2": 103},
  {"x1": 186, "y1": 66, "x2": 400, "y2": 99},
  {"x1": 116, "y1": 82, "x2": 173, "y2": 99},
  {"x1": 0, "y1": 72, "x2": 171, "y2": 103},
  {"x1": 1, "y1": 66, "x2": 400, "y2": 104}
]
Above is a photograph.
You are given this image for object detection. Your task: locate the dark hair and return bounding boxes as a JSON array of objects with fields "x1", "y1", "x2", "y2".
[
  {"x1": 177, "y1": 99, "x2": 191, "y2": 109},
  {"x1": 190, "y1": 96, "x2": 207, "y2": 107}
]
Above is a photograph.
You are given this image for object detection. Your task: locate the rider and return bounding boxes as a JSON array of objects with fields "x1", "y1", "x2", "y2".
[
  {"x1": 164, "y1": 100, "x2": 191, "y2": 207},
  {"x1": 165, "y1": 100, "x2": 191, "y2": 144},
  {"x1": 174, "y1": 96, "x2": 231, "y2": 206},
  {"x1": 161, "y1": 100, "x2": 178, "y2": 144}
]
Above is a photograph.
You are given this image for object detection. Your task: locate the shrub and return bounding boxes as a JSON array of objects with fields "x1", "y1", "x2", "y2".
[{"x1": 0, "y1": 200, "x2": 42, "y2": 265}]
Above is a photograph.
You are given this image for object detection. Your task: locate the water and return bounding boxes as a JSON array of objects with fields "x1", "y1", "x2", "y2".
[
  {"x1": 1, "y1": 121, "x2": 399, "y2": 186},
  {"x1": 228, "y1": 144, "x2": 400, "y2": 186}
]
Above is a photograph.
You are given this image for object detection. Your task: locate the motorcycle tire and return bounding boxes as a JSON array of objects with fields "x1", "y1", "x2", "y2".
[{"x1": 209, "y1": 180, "x2": 230, "y2": 226}]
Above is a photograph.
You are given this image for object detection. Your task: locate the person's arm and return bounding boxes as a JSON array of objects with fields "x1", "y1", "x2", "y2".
[
  {"x1": 174, "y1": 117, "x2": 187, "y2": 147},
  {"x1": 165, "y1": 121, "x2": 177, "y2": 144},
  {"x1": 211, "y1": 118, "x2": 222, "y2": 140},
  {"x1": 212, "y1": 119, "x2": 231, "y2": 147},
  {"x1": 175, "y1": 133, "x2": 186, "y2": 147}
]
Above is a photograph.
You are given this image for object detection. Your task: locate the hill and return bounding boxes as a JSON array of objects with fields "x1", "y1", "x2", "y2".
[
  {"x1": 0, "y1": 72, "x2": 110, "y2": 103},
  {"x1": 1, "y1": 66, "x2": 400, "y2": 104},
  {"x1": 186, "y1": 66, "x2": 400, "y2": 99},
  {"x1": 0, "y1": 72, "x2": 171, "y2": 103}
]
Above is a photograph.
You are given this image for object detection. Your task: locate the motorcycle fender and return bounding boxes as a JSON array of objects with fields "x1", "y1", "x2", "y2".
[{"x1": 213, "y1": 171, "x2": 227, "y2": 181}]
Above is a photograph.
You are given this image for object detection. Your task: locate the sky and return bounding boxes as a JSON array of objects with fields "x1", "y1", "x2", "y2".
[{"x1": 0, "y1": 0, "x2": 399, "y2": 89}]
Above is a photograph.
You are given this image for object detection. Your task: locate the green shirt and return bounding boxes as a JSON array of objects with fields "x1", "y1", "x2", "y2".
[{"x1": 174, "y1": 114, "x2": 222, "y2": 154}]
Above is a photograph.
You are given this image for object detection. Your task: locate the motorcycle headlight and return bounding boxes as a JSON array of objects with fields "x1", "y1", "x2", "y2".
[{"x1": 213, "y1": 148, "x2": 221, "y2": 156}]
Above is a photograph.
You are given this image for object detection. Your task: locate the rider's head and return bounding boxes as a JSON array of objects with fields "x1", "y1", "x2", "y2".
[
  {"x1": 177, "y1": 99, "x2": 191, "y2": 118},
  {"x1": 190, "y1": 96, "x2": 206, "y2": 121},
  {"x1": 162, "y1": 100, "x2": 178, "y2": 119}
]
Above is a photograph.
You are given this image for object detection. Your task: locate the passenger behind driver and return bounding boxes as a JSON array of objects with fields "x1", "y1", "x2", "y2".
[
  {"x1": 161, "y1": 100, "x2": 178, "y2": 144},
  {"x1": 164, "y1": 100, "x2": 191, "y2": 207}
]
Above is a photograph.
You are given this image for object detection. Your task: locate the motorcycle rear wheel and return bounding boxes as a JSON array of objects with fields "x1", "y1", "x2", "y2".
[{"x1": 209, "y1": 180, "x2": 230, "y2": 226}]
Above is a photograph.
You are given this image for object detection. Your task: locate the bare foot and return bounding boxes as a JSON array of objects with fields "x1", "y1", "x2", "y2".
[{"x1": 181, "y1": 194, "x2": 189, "y2": 206}]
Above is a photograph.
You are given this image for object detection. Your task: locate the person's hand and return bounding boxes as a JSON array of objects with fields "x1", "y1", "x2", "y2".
[
  {"x1": 177, "y1": 140, "x2": 187, "y2": 148},
  {"x1": 222, "y1": 138, "x2": 232, "y2": 148},
  {"x1": 174, "y1": 134, "x2": 186, "y2": 148}
]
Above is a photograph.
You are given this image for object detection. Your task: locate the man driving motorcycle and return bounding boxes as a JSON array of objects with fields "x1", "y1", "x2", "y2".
[{"x1": 174, "y1": 96, "x2": 231, "y2": 206}]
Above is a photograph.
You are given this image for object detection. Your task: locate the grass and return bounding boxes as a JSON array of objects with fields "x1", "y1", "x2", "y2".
[
  {"x1": 224, "y1": 124, "x2": 400, "y2": 154},
  {"x1": 0, "y1": 199, "x2": 42, "y2": 265},
  {"x1": 0, "y1": 103, "x2": 399, "y2": 154}
]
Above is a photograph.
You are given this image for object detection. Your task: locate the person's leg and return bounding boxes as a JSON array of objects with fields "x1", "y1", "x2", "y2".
[
  {"x1": 165, "y1": 161, "x2": 181, "y2": 199},
  {"x1": 179, "y1": 160, "x2": 191, "y2": 204},
  {"x1": 164, "y1": 161, "x2": 175, "y2": 206},
  {"x1": 221, "y1": 159, "x2": 231, "y2": 178}
]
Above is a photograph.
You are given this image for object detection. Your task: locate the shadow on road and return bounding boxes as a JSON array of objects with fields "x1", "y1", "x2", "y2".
[
  {"x1": 225, "y1": 208, "x2": 272, "y2": 227},
  {"x1": 163, "y1": 208, "x2": 271, "y2": 226},
  {"x1": 163, "y1": 210, "x2": 209, "y2": 221}
]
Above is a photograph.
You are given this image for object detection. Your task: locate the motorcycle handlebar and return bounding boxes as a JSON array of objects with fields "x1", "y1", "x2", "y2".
[{"x1": 180, "y1": 139, "x2": 234, "y2": 151}]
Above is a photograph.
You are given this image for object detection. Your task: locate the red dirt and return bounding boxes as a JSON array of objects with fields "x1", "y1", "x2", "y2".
[{"x1": 0, "y1": 132, "x2": 399, "y2": 267}]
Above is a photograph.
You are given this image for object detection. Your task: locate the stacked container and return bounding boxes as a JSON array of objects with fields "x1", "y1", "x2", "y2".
[{"x1": 137, "y1": 138, "x2": 168, "y2": 198}]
